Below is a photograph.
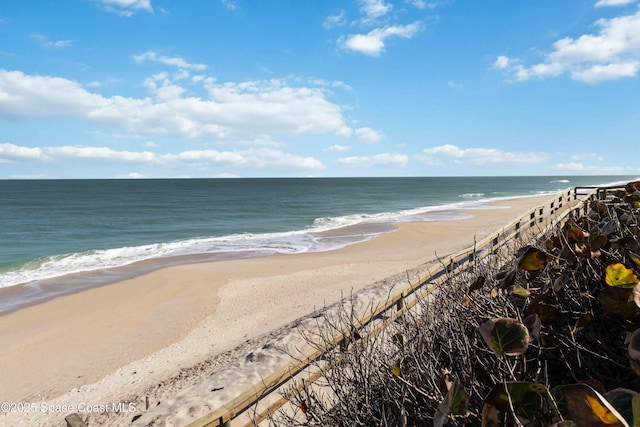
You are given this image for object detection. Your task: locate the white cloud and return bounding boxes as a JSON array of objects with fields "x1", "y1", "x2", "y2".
[
  {"x1": 571, "y1": 152, "x2": 604, "y2": 161},
  {"x1": 358, "y1": 0, "x2": 393, "y2": 22},
  {"x1": 355, "y1": 127, "x2": 383, "y2": 143},
  {"x1": 571, "y1": 61, "x2": 640, "y2": 83},
  {"x1": 0, "y1": 69, "x2": 350, "y2": 142},
  {"x1": 326, "y1": 144, "x2": 351, "y2": 152},
  {"x1": 221, "y1": 0, "x2": 236, "y2": 10},
  {"x1": 419, "y1": 144, "x2": 547, "y2": 167},
  {"x1": 336, "y1": 153, "x2": 408, "y2": 168},
  {"x1": 494, "y1": 55, "x2": 510, "y2": 69},
  {"x1": 0, "y1": 142, "x2": 325, "y2": 172},
  {"x1": 447, "y1": 80, "x2": 464, "y2": 89},
  {"x1": 496, "y1": 9, "x2": 640, "y2": 83},
  {"x1": 405, "y1": 0, "x2": 439, "y2": 9},
  {"x1": 340, "y1": 22, "x2": 422, "y2": 56},
  {"x1": 595, "y1": 0, "x2": 637, "y2": 7},
  {"x1": 551, "y1": 162, "x2": 637, "y2": 174},
  {"x1": 133, "y1": 51, "x2": 207, "y2": 70},
  {"x1": 0, "y1": 143, "x2": 45, "y2": 161},
  {"x1": 30, "y1": 34, "x2": 73, "y2": 48},
  {"x1": 323, "y1": 10, "x2": 347, "y2": 29},
  {"x1": 95, "y1": 0, "x2": 153, "y2": 16}
]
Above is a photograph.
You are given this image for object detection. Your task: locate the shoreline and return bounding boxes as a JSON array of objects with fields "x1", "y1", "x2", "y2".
[
  {"x1": 0, "y1": 193, "x2": 547, "y2": 316},
  {"x1": 0, "y1": 194, "x2": 559, "y2": 426}
]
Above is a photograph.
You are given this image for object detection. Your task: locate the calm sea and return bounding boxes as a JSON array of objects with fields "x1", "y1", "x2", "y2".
[{"x1": 0, "y1": 176, "x2": 635, "y2": 311}]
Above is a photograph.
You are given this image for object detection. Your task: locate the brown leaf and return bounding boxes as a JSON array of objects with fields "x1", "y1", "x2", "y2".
[
  {"x1": 525, "y1": 303, "x2": 562, "y2": 324},
  {"x1": 523, "y1": 314, "x2": 541, "y2": 340}
]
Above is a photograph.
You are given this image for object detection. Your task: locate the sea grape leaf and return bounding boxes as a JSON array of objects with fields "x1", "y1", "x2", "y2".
[
  {"x1": 597, "y1": 219, "x2": 618, "y2": 236},
  {"x1": 590, "y1": 201, "x2": 609, "y2": 217},
  {"x1": 567, "y1": 227, "x2": 586, "y2": 242},
  {"x1": 469, "y1": 275, "x2": 486, "y2": 294},
  {"x1": 525, "y1": 303, "x2": 562, "y2": 324},
  {"x1": 600, "y1": 287, "x2": 637, "y2": 319},
  {"x1": 553, "y1": 272, "x2": 572, "y2": 292},
  {"x1": 632, "y1": 394, "x2": 640, "y2": 427},
  {"x1": 590, "y1": 234, "x2": 609, "y2": 251},
  {"x1": 625, "y1": 181, "x2": 640, "y2": 193},
  {"x1": 496, "y1": 268, "x2": 517, "y2": 289},
  {"x1": 560, "y1": 384, "x2": 629, "y2": 427},
  {"x1": 630, "y1": 252, "x2": 640, "y2": 268},
  {"x1": 605, "y1": 263, "x2": 639, "y2": 288},
  {"x1": 518, "y1": 246, "x2": 547, "y2": 271},
  {"x1": 479, "y1": 318, "x2": 530, "y2": 358},
  {"x1": 523, "y1": 314, "x2": 541, "y2": 340},
  {"x1": 481, "y1": 403, "x2": 499, "y2": 427},
  {"x1": 574, "y1": 313, "x2": 593, "y2": 333},
  {"x1": 604, "y1": 388, "x2": 637, "y2": 426},
  {"x1": 438, "y1": 370, "x2": 453, "y2": 394},
  {"x1": 433, "y1": 379, "x2": 468, "y2": 427},
  {"x1": 628, "y1": 329, "x2": 640, "y2": 375},
  {"x1": 484, "y1": 382, "x2": 547, "y2": 420},
  {"x1": 506, "y1": 284, "x2": 530, "y2": 299},
  {"x1": 391, "y1": 359, "x2": 401, "y2": 377}
]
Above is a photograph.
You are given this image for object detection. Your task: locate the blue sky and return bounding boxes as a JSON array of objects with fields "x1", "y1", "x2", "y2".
[{"x1": 0, "y1": 0, "x2": 639, "y2": 178}]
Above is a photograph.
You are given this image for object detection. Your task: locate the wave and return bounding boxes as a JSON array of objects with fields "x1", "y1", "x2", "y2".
[
  {"x1": 550, "y1": 179, "x2": 570, "y2": 183},
  {"x1": 0, "y1": 198, "x2": 501, "y2": 289},
  {"x1": 459, "y1": 193, "x2": 485, "y2": 198}
]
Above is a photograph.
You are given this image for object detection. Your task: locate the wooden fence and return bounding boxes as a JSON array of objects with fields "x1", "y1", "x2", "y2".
[{"x1": 67, "y1": 184, "x2": 624, "y2": 427}]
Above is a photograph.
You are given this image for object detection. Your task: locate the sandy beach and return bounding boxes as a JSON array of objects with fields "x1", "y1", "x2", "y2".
[{"x1": 0, "y1": 194, "x2": 556, "y2": 426}]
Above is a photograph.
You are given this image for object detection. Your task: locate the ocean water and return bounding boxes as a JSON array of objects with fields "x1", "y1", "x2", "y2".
[{"x1": 0, "y1": 176, "x2": 636, "y2": 310}]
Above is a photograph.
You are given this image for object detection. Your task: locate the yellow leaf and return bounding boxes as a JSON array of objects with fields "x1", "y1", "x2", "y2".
[
  {"x1": 392, "y1": 361, "x2": 401, "y2": 377},
  {"x1": 605, "y1": 263, "x2": 639, "y2": 288},
  {"x1": 585, "y1": 395, "x2": 621, "y2": 424}
]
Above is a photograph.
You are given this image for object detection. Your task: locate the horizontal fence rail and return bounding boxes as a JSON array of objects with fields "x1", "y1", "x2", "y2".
[
  {"x1": 64, "y1": 185, "x2": 627, "y2": 427},
  {"x1": 182, "y1": 185, "x2": 620, "y2": 427}
]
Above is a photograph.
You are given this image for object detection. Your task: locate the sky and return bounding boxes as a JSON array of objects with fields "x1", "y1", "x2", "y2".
[{"x1": 0, "y1": 0, "x2": 639, "y2": 179}]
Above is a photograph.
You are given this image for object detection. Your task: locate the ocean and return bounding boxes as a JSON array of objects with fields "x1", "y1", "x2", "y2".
[{"x1": 0, "y1": 176, "x2": 636, "y2": 312}]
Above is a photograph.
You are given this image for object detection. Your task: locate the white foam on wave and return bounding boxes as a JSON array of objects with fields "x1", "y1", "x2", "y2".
[{"x1": 0, "y1": 195, "x2": 555, "y2": 289}]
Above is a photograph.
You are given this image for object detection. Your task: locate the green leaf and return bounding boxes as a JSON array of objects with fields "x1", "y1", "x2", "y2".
[
  {"x1": 506, "y1": 284, "x2": 530, "y2": 299},
  {"x1": 605, "y1": 263, "x2": 639, "y2": 288},
  {"x1": 560, "y1": 384, "x2": 629, "y2": 427},
  {"x1": 632, "y1": 394, "x2": 640, "y2": 427},
  {"x1": 518, "y1": 246, "x2": 547, "y2": 271},
  {"x1": 604, "y1": 388, "x2": 636, "y2": 426},
  {"x1": 479, "y1": 318, "x2": 530, "y2": 359},
  {"x1": 484, "y1": 382, "x2": 547, "y2": 420},
  {"x1": 590, "y1": 234, "x2": 609, "y2": 251},
  {"x1": 433, "y1": 379, "x2": 468, "y2": 427}
]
